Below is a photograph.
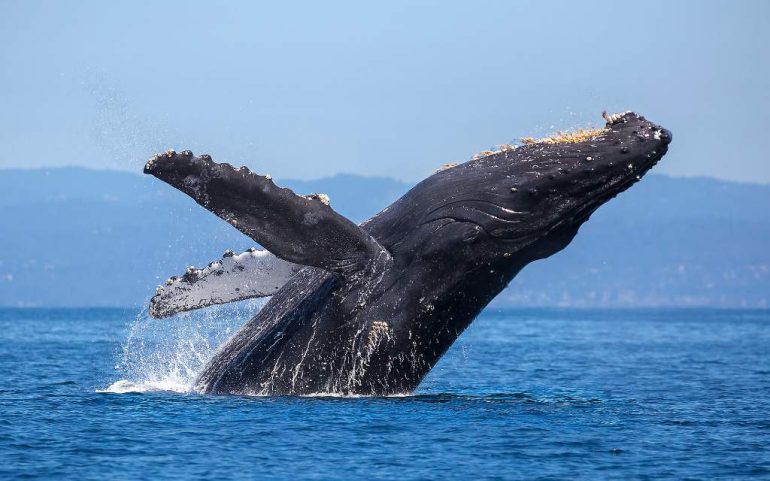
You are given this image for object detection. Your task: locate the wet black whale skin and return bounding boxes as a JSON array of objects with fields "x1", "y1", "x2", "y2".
[{"x1": 144, "y1": 112, "x2": 672, "y2": 395}]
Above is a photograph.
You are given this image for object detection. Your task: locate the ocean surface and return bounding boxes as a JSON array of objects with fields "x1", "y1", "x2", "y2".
[{"x1": 1, "y1": 307, "x2": 768, "y2": 480}]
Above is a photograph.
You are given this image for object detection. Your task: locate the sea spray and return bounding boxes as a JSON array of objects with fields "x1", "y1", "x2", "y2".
[{"x1": 103, "y1": 299, "x2": 267, "y2": 393}]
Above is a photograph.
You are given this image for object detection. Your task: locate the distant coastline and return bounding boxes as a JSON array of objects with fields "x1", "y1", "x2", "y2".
[{"x1": 1, "y1": 168, "x2": 769, "y2": 308}]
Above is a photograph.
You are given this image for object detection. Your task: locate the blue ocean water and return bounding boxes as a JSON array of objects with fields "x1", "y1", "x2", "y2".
[{"x1": 1, "y1": 307, "x2": 768, "y2": 480}]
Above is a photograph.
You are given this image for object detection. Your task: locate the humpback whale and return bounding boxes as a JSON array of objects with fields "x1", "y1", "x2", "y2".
[{"x1": 144, "y1": 111, "x2": 672, "y2": 396}]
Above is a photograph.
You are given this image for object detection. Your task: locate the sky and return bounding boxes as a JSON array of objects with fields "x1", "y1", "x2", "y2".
[{"x1": 0, "y1": 0, "x2": 768, "y2": 183}]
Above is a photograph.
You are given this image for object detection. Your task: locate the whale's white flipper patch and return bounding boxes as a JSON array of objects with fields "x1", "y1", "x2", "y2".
[{"x1": 149, "y1": 248, "x2": 301, "y2": 318}]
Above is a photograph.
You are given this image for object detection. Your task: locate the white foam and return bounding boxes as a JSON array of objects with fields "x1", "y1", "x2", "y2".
[
  {"x1": 100, "y1": 300, "x2": 416, "y2": 398},
  {"x1": 101, "y1": 300, "x2": 265, "y2": 394},
  {"x1": 99, "y1": 378, "x2": 191, "y2": 394}
]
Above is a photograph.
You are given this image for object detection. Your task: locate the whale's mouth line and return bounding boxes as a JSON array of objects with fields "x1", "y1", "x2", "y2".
[
  {"x1": 425, "y1": 154, "x2": 663, "y2": 243},
  {"x1": 445, "y1": 143, "x2": 668, "y2": 243}
]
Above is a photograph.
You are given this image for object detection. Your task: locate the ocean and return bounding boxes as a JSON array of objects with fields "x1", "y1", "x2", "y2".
[{"x1": 1, "y1": 307, "x2": 768, "y2": 480}]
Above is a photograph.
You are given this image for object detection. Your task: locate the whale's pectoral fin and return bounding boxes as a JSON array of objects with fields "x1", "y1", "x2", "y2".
[
  {"x1": 144, "y1": 150, "x2": 392, "y2": 278},
  {"x1": 149, "y1": 248, "x2": 301, "y2": 319}
]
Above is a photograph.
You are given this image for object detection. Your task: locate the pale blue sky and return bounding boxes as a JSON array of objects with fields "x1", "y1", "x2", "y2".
[{"x1": 1, "y1": 0, "x2": 768, "y2": 182}]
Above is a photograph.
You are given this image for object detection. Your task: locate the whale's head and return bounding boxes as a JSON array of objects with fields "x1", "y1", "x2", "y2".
[
  {"x1": 481, "y1": 111, "x2": 672, "y2": 264},
  {"x1": 374, "y1": 111, "x2": 672, "y2": 278}
]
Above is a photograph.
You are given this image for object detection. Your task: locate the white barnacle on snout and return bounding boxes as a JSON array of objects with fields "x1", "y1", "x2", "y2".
[
  {"x1": 144, "y1": 155, "x2": 158, "y2": 170},
  {"x1": 602, "y1": 110, "x2": 632, "y2": 125}
]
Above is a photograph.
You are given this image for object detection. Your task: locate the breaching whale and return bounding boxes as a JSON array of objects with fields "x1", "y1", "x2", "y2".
[{"x1": 144, "y1": 111, "x2": 672, "y2": 395}]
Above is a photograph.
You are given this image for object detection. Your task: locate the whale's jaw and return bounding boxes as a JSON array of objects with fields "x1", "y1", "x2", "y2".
[{"x1": 514, "y1": 111, "x2": 671, "y2": 255}]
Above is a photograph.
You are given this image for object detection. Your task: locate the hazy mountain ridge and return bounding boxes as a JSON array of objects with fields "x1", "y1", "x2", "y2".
[{"x1": 0, "y1": 168, "x2": 768, "y2": 307}]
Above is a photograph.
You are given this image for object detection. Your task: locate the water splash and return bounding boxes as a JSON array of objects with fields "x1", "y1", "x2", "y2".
[{"x1": 101, "y1": 299, "x2": 266, "y2": 393}]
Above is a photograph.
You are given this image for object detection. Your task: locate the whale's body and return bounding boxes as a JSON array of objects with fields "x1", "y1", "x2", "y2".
[{"x1": 145, "y1": 112, "x2": 671, "y2": 395}]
